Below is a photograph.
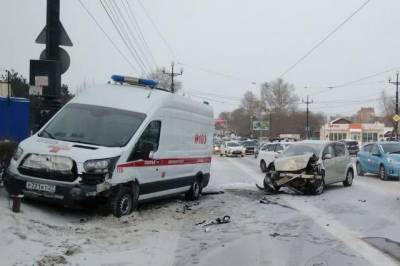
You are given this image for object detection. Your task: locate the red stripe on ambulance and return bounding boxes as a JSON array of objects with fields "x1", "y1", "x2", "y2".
[{"x1": 117, "y1": 156, "x2": 212, "y2": 171}]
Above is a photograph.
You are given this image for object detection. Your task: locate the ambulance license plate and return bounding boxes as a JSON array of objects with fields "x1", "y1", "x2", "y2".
[{"x1": 26, "y1": 182, "x2": 56, "y2": 193}]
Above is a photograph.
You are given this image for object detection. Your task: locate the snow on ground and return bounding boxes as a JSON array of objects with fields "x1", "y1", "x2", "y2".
[{"x1": 0, "y1": 155, "x2": 399, "y2": 265}]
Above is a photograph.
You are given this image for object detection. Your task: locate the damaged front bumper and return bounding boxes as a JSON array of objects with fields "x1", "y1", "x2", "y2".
[
  {"x1": 4, "y1": 169, "x2": 112, "y2": 202},
  {"x1": 274, "y1": 171, "x2": 322, "y2": 186}
]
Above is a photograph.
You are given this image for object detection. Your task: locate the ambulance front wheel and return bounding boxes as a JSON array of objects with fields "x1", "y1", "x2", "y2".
[
  {"x1": 110, "y1": 184, "x2": 139, "y2": 217},
  {"x1": 185, "y1": 177, "x2": 202, "y2": 201}
]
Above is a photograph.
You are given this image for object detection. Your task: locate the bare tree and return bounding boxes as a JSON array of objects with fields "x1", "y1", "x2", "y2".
[
  {"x1": 260, "y1": 78, "x2": 299, "y2": 113},
  {"x1": 380, "y1": 90, "x2": 395, "y2": 126},
  {"x1": 240, "y1": 90, "x2": 265, "y2": 116},
  {"x1": 147, "y1": 68, "x2": 182, "y2": 91}
]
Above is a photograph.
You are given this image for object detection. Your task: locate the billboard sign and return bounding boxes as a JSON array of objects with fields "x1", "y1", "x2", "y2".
[{"x1": 252, "y1": 121, "x2": 269, "y2": 131}]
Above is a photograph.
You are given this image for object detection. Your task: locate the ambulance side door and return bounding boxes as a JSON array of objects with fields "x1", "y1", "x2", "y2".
[{"x1": 128, "y1": 120, "x2": 166, "y2": 199}]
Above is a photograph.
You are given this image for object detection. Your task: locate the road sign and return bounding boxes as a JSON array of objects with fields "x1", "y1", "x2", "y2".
[
  {"x1": 29, "y1": 86, "x2": 43, "y2": 96},
  {"x1": 35, "y1": 76, "x2": 48, "y2": 87},
  {"x1": 252, "y1": 121, "x2": 269, "y2": 131},
  {"x1": 35, "y1": 22, "x2": 73, "y2": 47},
  {"x1": 40, "y1": 47, "x2": 70, "y2": 74},
  {"x1": 393, "y1": 114, "x2": 400, "y2": 122}
]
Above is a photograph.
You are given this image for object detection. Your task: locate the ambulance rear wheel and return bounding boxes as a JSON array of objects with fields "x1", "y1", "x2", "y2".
[{"x1": 185, "y1": 177, "x2": 202, "y2": 201}]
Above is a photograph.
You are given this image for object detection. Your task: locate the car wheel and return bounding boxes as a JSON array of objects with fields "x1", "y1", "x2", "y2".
[
  {"x1": 220, "y1": 153, "x2": 223, "y2": 157},
  {"x1": 379, "y1": 165, "x2": 387, "y2": 181},
  {"x1": 263, "y1": 173, "x2": 280, "y2": 193},
  {"x1": 356, "y1": 162, "x2": 364, "y2": 176},
  {"x1": 343, "y1": 169, "x2": 353, "y2": 187},
  {"x1": 260, "y1": 160, "x2": 267, "y2": 173},
  {"x1": 185, "y1": 177, "x2": 202, "y2": 201},
  {"x1": 110, "y1": 186, "x2": 136, "y2": 218},
  {"x1": 310, "y1": 177, "x2": 325, "y2": 195}
]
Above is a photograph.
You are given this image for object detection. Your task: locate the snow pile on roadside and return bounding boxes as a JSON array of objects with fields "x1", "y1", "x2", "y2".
[{"x1": 0, "y1": 191, "x2": 192, "y2": 265}]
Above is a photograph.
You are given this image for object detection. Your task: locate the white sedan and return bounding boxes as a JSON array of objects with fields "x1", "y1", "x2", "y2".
[
  {"x1": 220, "y1": 141, "x2": 245, "y2": 157},
  {"x1": 258, "y1": 142, "x2": 292, "y2": 172}
]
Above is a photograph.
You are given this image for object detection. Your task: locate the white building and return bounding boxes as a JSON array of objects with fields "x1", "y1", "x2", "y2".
[
  {"x1": 320, "y1": 117, "x2": 386, "y2": 144},
  {"x1": 0, "y1": 81, "x2": 10, "y2": 97}
]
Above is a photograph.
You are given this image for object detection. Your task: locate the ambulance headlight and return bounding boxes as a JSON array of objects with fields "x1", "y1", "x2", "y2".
[
  {"x1": 13, "y1": 147, "x2": 24, "y2": 161},
  {"x1": 84, "y1": 157, "x2": 119, "y2": 174}
]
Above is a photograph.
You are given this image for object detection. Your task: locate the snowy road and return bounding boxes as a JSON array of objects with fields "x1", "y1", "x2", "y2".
[{"x1": 1, "y1": 155, "x2": 400, "y2": 265}]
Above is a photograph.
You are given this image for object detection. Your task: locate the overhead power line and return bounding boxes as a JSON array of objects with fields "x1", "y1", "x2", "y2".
[
  {"x1": 279, "y1": 0, "x2": 371, "y2": 78},
  {"x1": 312, "y1": 97, "x2": 380, "y2": 110},
  {"x1": 309, "y1": 65, "x2": 400, "y2": 96},
  {"x1": 110, "y1": 0, "x2": 155, "y2": 71},
  {"x1": 137, "y1": 0, "x2": 178, "y2": 61},
  {"x1": 187, "y1": 94, "x2": 240, "y2": 106},
  {"x1": 76, "y1": 0, "x2": 140, "y2": 73},
  {"x1": 102, "y1": 0, "x2": 149, "y2": 73},
  {"x1": 334, "y1": 66, "x2": 400, "y2": 88},
  {"x1": 178, "y1": 62, "x2": 258, "y2": 85},
  {"x1": 123, "y1": 0, "x2": 158, "y2": 68}
]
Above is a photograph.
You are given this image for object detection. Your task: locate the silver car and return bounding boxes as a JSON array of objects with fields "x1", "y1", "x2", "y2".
[{"x1": 263, "y1": 141, "x2": 354, "y2": 195}]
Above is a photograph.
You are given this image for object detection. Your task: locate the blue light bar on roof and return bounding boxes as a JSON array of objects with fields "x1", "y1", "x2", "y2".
[{"x1": 111, "y1": 75, "x2": 158, "y2": 88}]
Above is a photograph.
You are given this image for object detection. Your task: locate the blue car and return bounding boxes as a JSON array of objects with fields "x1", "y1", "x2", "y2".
[{"x1": 356, "y1": 142, "x2": 400, "y2": 180}]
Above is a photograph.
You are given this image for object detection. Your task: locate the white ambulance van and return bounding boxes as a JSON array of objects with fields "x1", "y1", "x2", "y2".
[{"x1": 5, "y1": 75, "x2": 214, "y2": 217}]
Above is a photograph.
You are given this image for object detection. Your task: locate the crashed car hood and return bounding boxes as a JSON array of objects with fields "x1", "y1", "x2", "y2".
[{"x1": 274, "y1": 153, "x2": 314, "y2": 172}]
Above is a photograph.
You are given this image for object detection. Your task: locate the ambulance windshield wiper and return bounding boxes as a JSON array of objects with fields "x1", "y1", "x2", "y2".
[
  {"x1": 68, "y1": 139, "x2": 100, "y2": 147},
  {"x1": 39, "y1": 129, "x2": 56, "y2": 140}
]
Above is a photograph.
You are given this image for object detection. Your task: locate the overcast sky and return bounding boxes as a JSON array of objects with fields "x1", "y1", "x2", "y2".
[{"x1": 1, "y1": 0, "x2": 400, "y2": 117}]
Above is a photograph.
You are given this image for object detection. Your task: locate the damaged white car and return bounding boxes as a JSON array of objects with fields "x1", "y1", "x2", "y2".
[{"x1": 262, "y1": 141, "x2": 354, "y2": 195}]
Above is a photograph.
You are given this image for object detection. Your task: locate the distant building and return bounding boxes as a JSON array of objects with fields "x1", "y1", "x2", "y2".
[
  {"x1": 356, "y1": 107, "x2": 375, "y2": 123},
  {"x1": 320, "y1": 117, "x2": 385, "y2": 144},
  {"x1": 0, "y1": 81, "x2": 10, "y2": 97}
]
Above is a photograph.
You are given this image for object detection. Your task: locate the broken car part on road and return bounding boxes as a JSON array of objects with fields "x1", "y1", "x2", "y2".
[{"x1": 196, "y1": 215, "x2": 231, "y2": 227}]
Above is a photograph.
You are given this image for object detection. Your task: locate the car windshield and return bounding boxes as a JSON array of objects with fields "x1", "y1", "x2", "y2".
[
  {"x1": 380, "y1": 143, "x2": 400, "y2": 154},
  {"x1": 227, "y1": 142, "x2": 239, "y2": 147},
  {"x1": 282, "y1": 143, "x2": 322, "y2": 157},
  {"x1": 38, "y1": 103, "x2": 146, "y2": 147},
  {"x1": 243, "y1": 141, "x2": 257, "y2": 147}
]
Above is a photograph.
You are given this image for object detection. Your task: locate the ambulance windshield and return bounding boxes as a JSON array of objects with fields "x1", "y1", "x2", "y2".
[{"x1": 39, "y1": 103, "x2": 146, "y2": 147}]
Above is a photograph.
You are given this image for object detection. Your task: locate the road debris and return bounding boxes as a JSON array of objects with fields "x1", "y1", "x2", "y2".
[
  {"x1": 270, "y1": 232, "x2": 281, "y2": 237},
  {"x1": 358, "y1": 199, "x2": 367, "y2": 203},
  {"x1": 176, "y1": 202, "x2": 199, "y2": 214},
  {"x1": 259, "y1": 197, "x2": 295, "y2": 210},
  {"x1": 64, "y1": 244, "x2": 82, "y2": 256},
  {"x1": 202, "y1": 190, "x2": 225, "y2": 195},
  {"x1": 196, "y1": 215, "x2": 231, "y2": 228},
  {"x1": 37, "y1": 254, "x2": 67, "y2": 266}
]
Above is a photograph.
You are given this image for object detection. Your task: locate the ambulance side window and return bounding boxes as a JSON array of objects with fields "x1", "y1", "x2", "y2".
[{"x1": 129, "y1": 121, "x2": 161, "y2": 161}]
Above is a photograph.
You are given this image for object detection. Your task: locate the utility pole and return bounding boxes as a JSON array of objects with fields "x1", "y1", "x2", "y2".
[
  {"x1": 7, "y1": 70, "x2": 10, "y2": 99},
  {"x1": 30, "y1": 0, "x2": 72, "y2": 127},
  {"x1": 269, "y1": 112, "x2": 272, "y2": 139},
  {"x1": 163, "y1": 62, "x2": 183, "y2": 93},
  {"x1": 302, "y1": 95, "x2": 313, "y2": 139},
  {"x1": 389, "y1": 72, "x2": 400, "y2": 139}
]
